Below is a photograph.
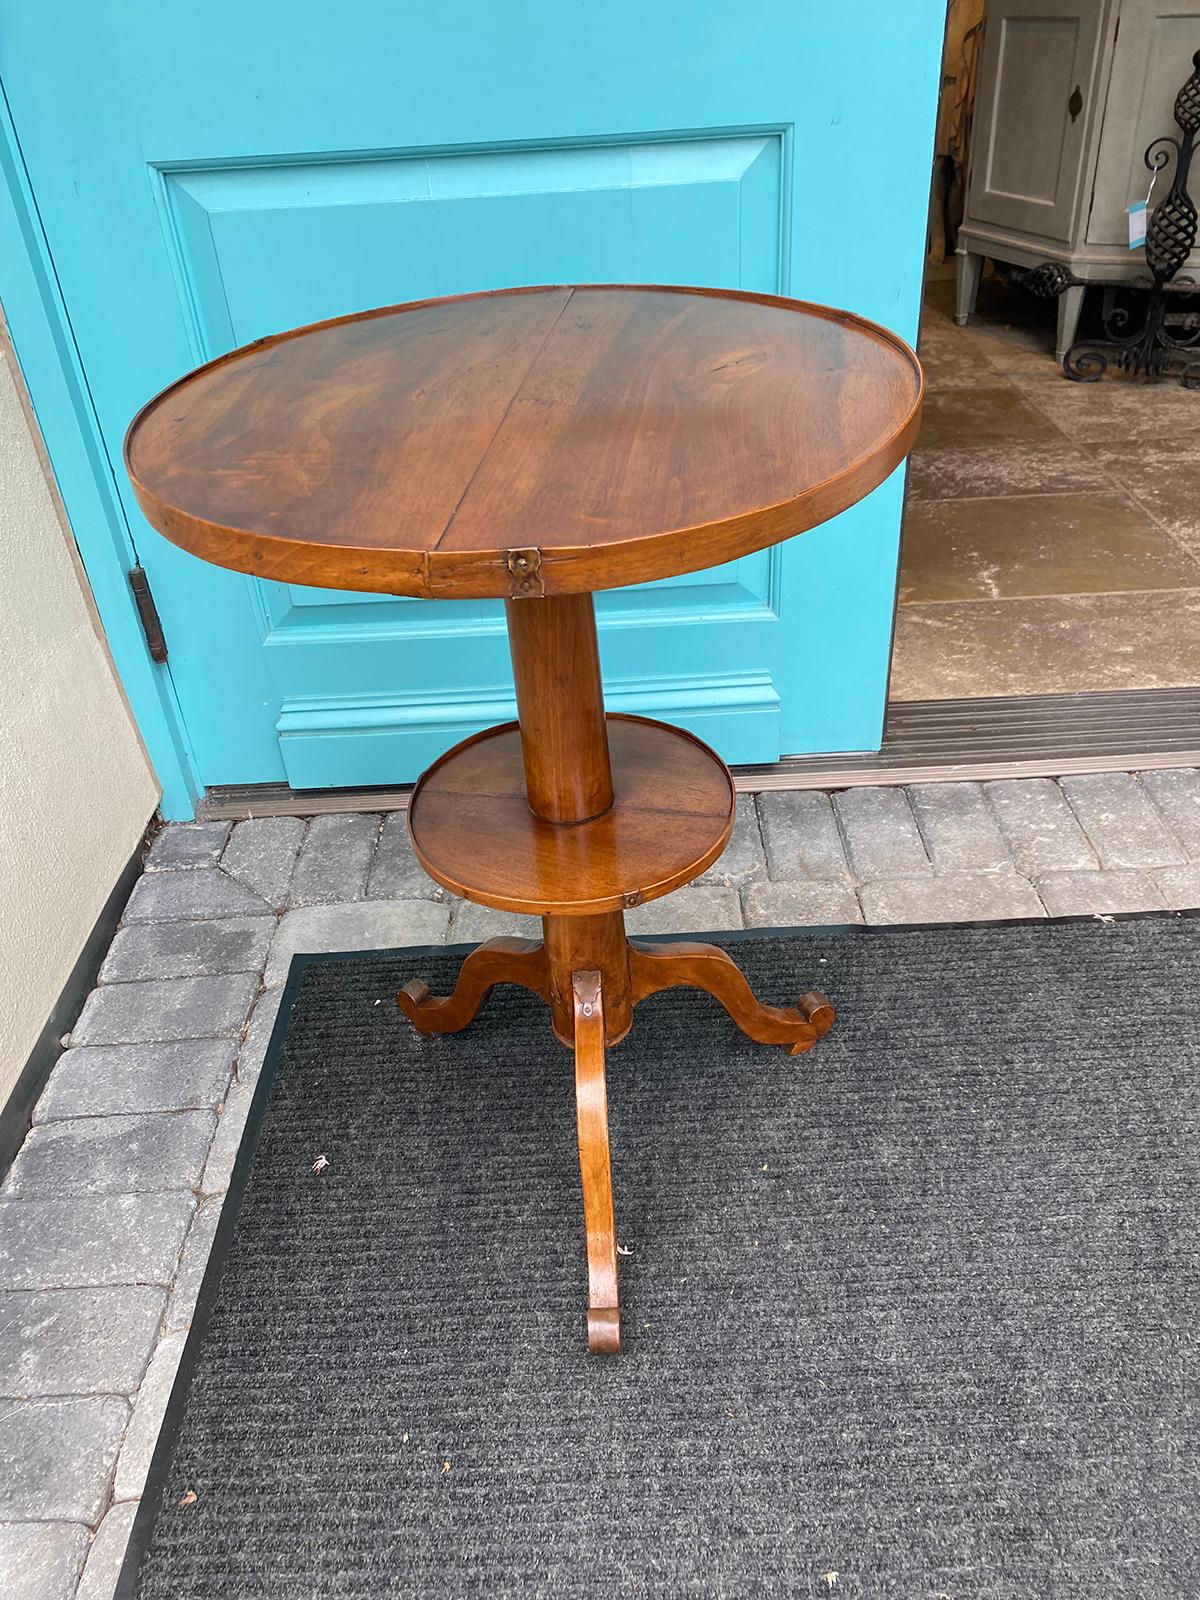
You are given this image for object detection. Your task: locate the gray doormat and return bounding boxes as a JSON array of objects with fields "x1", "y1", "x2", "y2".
[{"x1": 119, "y1": 919, "x2": 1200, "y2": 1600}]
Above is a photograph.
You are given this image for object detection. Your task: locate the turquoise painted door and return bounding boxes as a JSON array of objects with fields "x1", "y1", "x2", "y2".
[{"x1": 1, "y1": 4, "x2": 940, "y2": 800}]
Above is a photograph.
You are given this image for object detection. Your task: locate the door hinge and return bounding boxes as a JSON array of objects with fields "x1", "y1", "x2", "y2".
[{"x1": 129, "y1": 565, "x2": 168, "y2": 663}]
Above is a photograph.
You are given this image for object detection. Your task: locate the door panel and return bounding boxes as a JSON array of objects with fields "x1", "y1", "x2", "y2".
[
  {"x1": 163, "y1": 131, "x2": 784, "y2": 783},
  {"x1": 969, "y1": 0, "x2": 1107, "y2": 242},
  {"x1": 163, "y1": 136, "x2": 782, "y2": 344},
  {"x1": 0, "y1": 3, "x2": 941, "y2": 793}
]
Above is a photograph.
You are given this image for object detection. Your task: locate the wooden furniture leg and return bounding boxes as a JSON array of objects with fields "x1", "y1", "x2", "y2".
[
  {"x1": 572, "y1": 969, "x2": 620, "y2": 1354},
  {"x1": 630, "y1": 939, "x2": 835, "y2": 1055},
  {"x1": 398, "y1": 937, "x2": 549, "y2": 1036}
]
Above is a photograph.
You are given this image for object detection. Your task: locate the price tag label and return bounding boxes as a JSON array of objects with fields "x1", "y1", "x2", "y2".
[{"x1": 1128, "y1": 166, "x2": 1159, "y2": 250}]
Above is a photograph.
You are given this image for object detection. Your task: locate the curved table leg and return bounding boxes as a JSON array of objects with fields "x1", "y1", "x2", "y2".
[
  {"x1": 398, "y1": 937, "x2": 549, "y2": 1036},
  {"x1": 629, "y1": 939, "x2": 835, "y2": 1055},
  {"x1": 573, "y1": 970, "x2": 620, "y2": 1354}
]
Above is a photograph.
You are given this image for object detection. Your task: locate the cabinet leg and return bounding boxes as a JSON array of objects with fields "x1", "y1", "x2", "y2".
[
  {"x1": 955, "y1": 248, "x2": 983, "y2": 325},
  {"x1": 572, "y1": 970, "x2": 620, "y2": 1354},
  {"x1": 1056, "y1": 283, "x2": 1086, "y2": 361}
]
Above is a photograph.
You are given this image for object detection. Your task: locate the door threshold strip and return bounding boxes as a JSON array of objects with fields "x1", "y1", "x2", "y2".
[{"x1": 195, "y1": 687, "x2": 1200, "y2": 819}]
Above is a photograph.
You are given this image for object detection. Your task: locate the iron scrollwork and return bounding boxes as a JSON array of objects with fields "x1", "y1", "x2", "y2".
[{"x1": 1020, "y1": 50, "x2": 1200, "y2": 387}]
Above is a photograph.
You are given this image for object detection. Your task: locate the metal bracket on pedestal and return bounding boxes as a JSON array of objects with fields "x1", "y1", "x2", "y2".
[{"x1": 506, "y1": 548, "x2": 545, "y2": 598}]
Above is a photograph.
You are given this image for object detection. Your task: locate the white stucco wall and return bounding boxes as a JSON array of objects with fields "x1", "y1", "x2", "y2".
[{"x1": 0, "y1": 329, "x2": 159, "y2": 1108}]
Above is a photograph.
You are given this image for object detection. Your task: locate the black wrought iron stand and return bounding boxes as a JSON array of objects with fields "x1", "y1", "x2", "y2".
[{"x1": 1022, "y1": 49, "x2": 1200, "y2": 387}]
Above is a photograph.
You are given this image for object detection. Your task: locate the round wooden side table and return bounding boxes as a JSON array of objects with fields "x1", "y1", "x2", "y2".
[{"x1": 126, "y1": 284, "x2": 923, "y2": 1354}]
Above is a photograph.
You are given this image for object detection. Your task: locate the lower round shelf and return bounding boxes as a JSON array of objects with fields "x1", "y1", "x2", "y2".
[{"x1": 408, "y1": 713, "x2": 734, "y2": 916}]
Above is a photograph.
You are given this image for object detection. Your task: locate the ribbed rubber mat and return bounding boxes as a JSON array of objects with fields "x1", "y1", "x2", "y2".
[{"x1": 121, "y1": 920, "x2": 1200, "y2": 1599}]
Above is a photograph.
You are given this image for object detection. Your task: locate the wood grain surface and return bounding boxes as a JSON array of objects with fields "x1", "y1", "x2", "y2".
[
  {"x1": 406, "y1": 712, "x2": 735, "y2": 916},
  {"x1": 505, "y1": 593, "x2": 613, "y2": 824},
  {"x1": 572, "y1": 969, "x2": 621, "y2": 1355},
  {"x1": 126, "y1": 284, "x2": 922, "y2": 598}
]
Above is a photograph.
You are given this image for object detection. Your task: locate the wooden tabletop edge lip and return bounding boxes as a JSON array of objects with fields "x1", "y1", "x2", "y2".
[{"x1": 123, "y1": 282, "x2": 924, "y2": 600}]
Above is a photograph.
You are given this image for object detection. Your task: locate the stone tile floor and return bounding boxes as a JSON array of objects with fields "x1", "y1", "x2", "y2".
[
  {"x1": 893, "y1": 268, "x2": 1200, "y2": 699},
  {"x1": 3, "y1": 768, "x2": 1200, "y2": 1598}
]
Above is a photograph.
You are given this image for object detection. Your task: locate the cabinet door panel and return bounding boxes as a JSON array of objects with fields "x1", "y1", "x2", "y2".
[
  {"x1": 968, "y1": 0, "x2": 1108, "y2": 241},
  {"x1": 1086, "y1": 2, "x2": 1200, "y2": 250}
]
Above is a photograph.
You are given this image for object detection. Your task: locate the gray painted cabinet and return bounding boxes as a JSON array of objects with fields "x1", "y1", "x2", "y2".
[{"x1": 957, "y1": 0, "x2": 1200, "y2": 356}]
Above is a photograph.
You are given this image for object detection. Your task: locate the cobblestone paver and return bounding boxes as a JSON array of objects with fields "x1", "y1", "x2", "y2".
[
  {"x1": 984, "y1": 777, "x2": 1099, "y2": 876},
  {"x1": 1059, "y1": 772, "x2": 1187, "y2": 870},
  {"x1": 1, "y1": 769, "x2": 1197, "y2": 1596},
  {"x1": 1137, "y1": 768, "x2": 1200, "y2": 861},
  {"x1": 908, "y1": 782, "x2": 1011, "y2": 873},
  {"x1": 219, "y1": 815, "x2": 305, "y2": 907},
  {"x1": 0, "y1": 1520, "x2": 90, "y2": 1600},
  {"x1": 833, "y1": 787, "x2": 933, "y2": 881},
  {"x1": 757, "y1": 791, "x2": 851, "y2": 883}
]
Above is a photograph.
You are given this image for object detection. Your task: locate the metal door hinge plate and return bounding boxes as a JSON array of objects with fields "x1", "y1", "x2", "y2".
[{"x1": 129, "y1": 564, "x2": 168, "y2": 662}]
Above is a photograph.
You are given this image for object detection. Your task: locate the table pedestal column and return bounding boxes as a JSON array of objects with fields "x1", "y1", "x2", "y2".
[
  {"x1": 505, "y1": 593, "x2": 634, "y2": 1047},
  {"x1": 506, "y1": 593, "x2": 627, "y2": 1351}
]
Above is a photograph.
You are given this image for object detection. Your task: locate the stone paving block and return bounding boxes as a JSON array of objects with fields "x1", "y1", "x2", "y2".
[
  {"x1": 447, "y1": 899, "x2": 541, "y2": 942},
  {"x1": 200, "y1": 1077, "x2": 259, "y2": 1197},
  {"x1": 741, "y1": 879, "x2": 862, "y2": 928},
  {"x1": 99, "y1": 915, "x2": 275, "y2": 984},
  {"x1": 624, "y1": 886, "x2": 742, "y2": 936},
  {"x1": 1059, "y1": 772, "x2": 1186, "y2": 869},
  {"x1": 234, "y1": 988, "x2": 284, "y2": 1087},
  {"x1": 1036, "y1": 869, "x2": 1167, "y2": 918},
  {"x1": 265, "y1": 899, "x2": 451, "y2": 987},
  {"x1": 4, "y1": 1111, "x2": 216, "y2": 1199},
  {"x1": 220, "y1": 815, "x2": 305, "y2": 907},
  {"x1": 0, "y1": 1192, "x2": 195, "y2": 1290},
  {"x1": 70, "y1": 972, "x2": 259, "y2": 1048},
  {"x1": 858, "y1": 873, "x2": 1044, "y2": 925},
  {"x1": 756, "y1": 790, "x2": 851, "y2": 883},
  {"x1": 1151, "y1": 865, "x2": 1200, "y2": 910},
  {"x1": 908, "y1": 782, "x2": 1012, "y2": 873},
  {"x1": 76, "y1": 1501, "x2": 138, "y2": 1600},
  {"x1": 1138, "y1": 768, "x2": 1200, "y2": 861},
  {"x1": 368, "y1": 812, "x2": 444, "y2": 901},
  {"x1": 114, "y1": 1330, "x2": 186, "y2": 1501},
  {"x1": 165, "y1": 1195, "x2": 224, "y2": 1333},
  {"x1": 99, "y1": 915, "x2": 275, "y2": 985},
  {"x1": 0, "y1": 1396, "x2": 127, "y2": 1522},
  {"x1": 122, "y1": 867, "x2": 269, "y2": 923},
  {"x1": 983, "y1": 778, "x2": 1099, "y2": 876},
  {"x1": 832, "y1": 787, "x2": 931, "y2": 882},
  {"x1": 0, "y1": 1522, "x2": 90, "y2": 1600},
  {"x1": 0, "y1": 1285, "x2": 165, "y2": 1397},
  {"x1": 145, "y1": 821, "x2": 231, "y2": 871},
  {"x1": 696, "y1": 796, "x2": 767, "y2": 888},
  {"x1": 289, "y1": 813, "x2": 380, "y2": 906},
  {"x1": 75, "y1": 1497, "x2": 138, "y2": 1600},
  {"x1": 34, "y1": 1040, "x2": 236, "y2": 1123}
]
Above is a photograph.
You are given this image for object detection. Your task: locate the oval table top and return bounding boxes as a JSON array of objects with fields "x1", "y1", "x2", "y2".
[{"x1": 125, "y1": 284, "x2": 922, "y2": 599}]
